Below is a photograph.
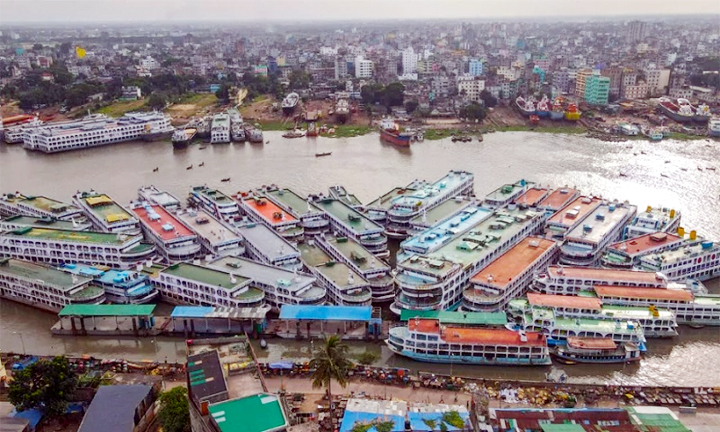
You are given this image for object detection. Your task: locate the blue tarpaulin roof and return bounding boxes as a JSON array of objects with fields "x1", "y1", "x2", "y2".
[
  {"x1": 408, "y1": 411, "x2": 470, "y2": 431},
  {"x1": 339, "y1": 411, "x2": 405, "y2": 432},
  {"x1": 11, "y1": 408, "x2": 43, "y2": 429},
  {"x1": 268, "y1": 361, "x2": 294, "y2": 370},
  {"x1": 279, "y1": 305, "x2": 372, "y2": 321},
  {"x1": 171, "y1": 306, "x2": 215, "y2": 318}
]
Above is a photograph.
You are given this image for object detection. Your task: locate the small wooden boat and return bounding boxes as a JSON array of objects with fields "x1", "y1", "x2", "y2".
[
  {"x1": 221, "y1": 177, "x2": 231, "y2": 182},
  {"x1": 153, "y1": 167, "x2": 159, "y2": 172},
  {"x1": 186, "y1": 165, "x2": 193, "y2": 170},
  {"x1": 199, "y1": 162, "x2": 205, "y2": 167},
  {"x1": 315, "y1": 152, "x2": 332, "y2": 157},
  {"x1": 199, "y1": 145, "x2": 208, "y2": 150}
]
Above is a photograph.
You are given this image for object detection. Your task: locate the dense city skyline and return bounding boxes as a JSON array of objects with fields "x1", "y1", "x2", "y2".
[{"x1": 1, "y1": 0, "x2": 719, "y2": 24}]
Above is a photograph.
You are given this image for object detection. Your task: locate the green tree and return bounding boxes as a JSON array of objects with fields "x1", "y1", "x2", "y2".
[
  {"x1": 310, "y1": 335, "x2": 352, "y2": 405},
  {"x1": 479, "y1": 90, "x2": 498, "y2": 108},
  {"x1": 356, "y1": 351, "x2": 379, "y2": 366},
  {"x1": 33, "y1": 43, "x2": 44, "y2": 51},
  {"x1": 215, "y1": 84, "x2": 231, "y2": 102},
  {"x1": 404, "y1": 99, "x2": 419, "y2": 114},
  {"x1": 383, "y1": 82, "x2": 405, "y2": 108},
  {"x1": 148, "y1": 92, "x2": 168, "y2": 109},
  {"x1": 8, "y1": 356, "x2": 78, "y2": 420},
  {"x1": 459, "y1": 102, "x2": 486, "y2": 122},
  {"x1": 158, "y1": 387, "x2": 190, "y2": 432}
]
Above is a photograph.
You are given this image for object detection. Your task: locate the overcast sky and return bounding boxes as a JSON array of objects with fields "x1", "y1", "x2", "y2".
[{"x1": 1, "y1": 0, "x2": 719, "y2": 24}]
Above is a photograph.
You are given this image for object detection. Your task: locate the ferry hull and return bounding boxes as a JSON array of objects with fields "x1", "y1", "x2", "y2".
[
  {"x1": 551, "y1": 351, "x2": 641, "y2": 365},
  {"x1": 550, "y1": 111, "x2": 564, "y2": 121},
  {"x1": 387, "y1": 343, "x2": 551, "y2": 366},
  {"x1": 282, "y1": 106, "x2": 296, "y2": 116},
  {"x1": 172, "y1": 140, "x2": 190, "y2": 149},
  {"x1": 658, "y1": 105, "x2": 693, "y2": 123},
  {"x1": 379, "y1": 129, "x2": 411, "y2": 147},
  {"x1": 536, "y1": 110, "x2": 550, "y2": 118}
]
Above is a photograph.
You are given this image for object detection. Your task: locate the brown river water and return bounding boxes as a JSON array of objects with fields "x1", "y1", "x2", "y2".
[{"x1": 1, "y1": 131, "x2": 719, "y2": 386}]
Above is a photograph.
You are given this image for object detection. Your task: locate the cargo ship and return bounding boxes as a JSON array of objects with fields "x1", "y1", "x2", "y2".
[
  {"x1": 379, "y1": 120, "x2": 412, "y2": 146},
  {"x1": 657, "y1": 97, "x2": 694, "y2": 123},
  {"x1": 515, "y1": 96, "x2": 536, "y2": 117},
  {"x1": 171, "y1": 127, "x2": 197, "y2": 149},
  {"x1": 535, "y1": 96, "x2": 550, "y2": 118},
  {"x1": 334, "y1": 93, "x2": 350, "y2": 124},
  {"x1": 550, "y1": 98, "x2": 565, "y2": 120},
  {"x1": 282, "y1": 92, "x2": 300, "y2": 116},
  {"x1": 564, "y1": 103, "x2": 581, "y2": 121}
]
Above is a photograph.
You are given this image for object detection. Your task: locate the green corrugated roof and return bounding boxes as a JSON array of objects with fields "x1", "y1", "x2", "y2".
[
  {"x1": 540, "y1": 425, "x2": 585, "y2": 432},
  {"x1": 58, "y1": 304, "x2": 156, "y2": 317},
  {"x1": 400, "y1": 309, "x2": 507, "y2": 326},
  {"x1": 209, "y1": 394, "x2": 287, "y2": 432}
]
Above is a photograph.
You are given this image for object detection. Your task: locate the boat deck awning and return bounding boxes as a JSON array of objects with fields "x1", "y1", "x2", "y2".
[
  {"x1": 58, "y1": 304, "x2": 156, "y2": 317},
  {"x1": 279, "y1": 305, "x2": 372, "y2": 322},
  {"x1": 171, "y1": 305, "x2": 270, "y2": 320}
]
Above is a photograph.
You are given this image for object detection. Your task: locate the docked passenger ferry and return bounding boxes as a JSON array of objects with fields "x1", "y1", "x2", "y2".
[
  {"x1": 507, "y1": 293, "x2": 678, "y2": 338},
  {"x1": 239, "y1": 192, "x2": 304, "y2": 242},
  {"x1": 312, "y1": 198, "x2": 389, "y2": 258},
  {"x1": 0, "y1": 192, "x2": 85, "y2": 222},
  {"x1": 388, "y1": 317, "x2": 551, "y2": 366},
  {"x1": 552, "y1": 337, "x2": 641, "y2": 364},
  {"x1": 188, "y1": 186, "x2": 241, "y2": 225},
  {"x1": 637, "y1": 237, "x2": 720, "y2": 282},
  {"x1": 73, "y1": 190, "x2": 141, "y2": 235},
  {"x1": 129, "y1": 201, "x2": 202, "y2": 264},
  {"x1": 601, "y1": 232, "x2": 685, "y2": 269},
  {"x1": 138, "y1": 185, "x2": 182, "y2": 213},
  {"x1": 261, "y1": 186, "x2": 330, "y2": 237},
  {"x1": 533, "y1": 265, "x2": 673, "y2": 296},
  {"x1": 623, "y1": 206, "x2": 681, "y2": 239},
  {"x1": 175, "y1": 208, "x2": 245, "y2": 258},
  {"x1": 57, "y1": 263, "x2": 159, "y2": 304},
  {"x1": 21, "y1": 112, "x2": 172, "y2": 153},
  {"x1": 0, "y1": 257, "x2": 105, "y2": 313}
]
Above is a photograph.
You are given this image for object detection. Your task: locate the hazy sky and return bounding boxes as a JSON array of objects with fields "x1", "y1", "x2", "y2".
[{"x1": 1, "y1": 0, "x2": 719, "y2": 24}]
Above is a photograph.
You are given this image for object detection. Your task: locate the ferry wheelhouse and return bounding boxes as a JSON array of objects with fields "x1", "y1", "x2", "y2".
[
  {"x1": 188, "y1": 186, "x2": 241, "y2": 225},
  {"x1": 593, "y1": 285, "x2": 720, "y2": 326},
  {"x1": 298, "y1": 240, "x2": 372, "y2": 306},
  {"x1": 507, "y1": 293, "x2": 678, "y2": 338},
  {"x1": 392, "y1": 207, "x2": 545, "y2": 315},
  {"x1": 0, "y1": 226, "x2": 156, "y2": 270},
  {"x1": 552, "y1": 337, "x2": 641, "y2": 364},
  {"x1": 73, "y1": 191, "x2": 140, "y2": 235},
  {"x1": 623, "y1": 206, "x2": 680, "y2": 239},
  {"x1": 0, "y1": 257, "x2": 105, "y2": 313},
  {"x1": 239, "y1": 193, "x2": 304, "y2": 242},
  {"x1": 207, "y1": 256, "x2": 326, "y2": 312},
  {"x1": 129, "y1": 202, "x2": 202, "y2": 264},
  {"x1": 637, "y1": 238, "x2": 720, "y2": 282},
  {"x1": 235, "y1": 223, "x2": 302, "y2": 271},
  {"x1": 155, "y1": 262, "x2": 266, "y2": 309},
  {"x1": 533, "y1": 265, "x2": 670, "y2": 296},
  {"x1": 462, "y1": 237, "x2": 558, "y2": 312},
  {"x1": 0, "y1": 192, "x2": 85, "y2": 222},
  {"x1": 138, "y1": 185, "x2": 182, "y2": 213},
  {"x1": 482, "y1": 180, "x2": 533, "y2": 210},
  {"x1": 601, "y1": 232, "x2": 684, "y2": 269},
  {"x1": 388, "y1": 317, "x2": 551, "y2": 366},
  {"x1": 366, "y1": 170, "x2": 475, "y2": 239},
  {"x1": 175, "y1": 208, "x2": 244, "y2": 258},
  {"x1": 58, "y1": 263, "x2": 159, "y2": 304},
  {"x1": 313, "y1": 198, "x2": 389, "y2": 258},
  {"x1": 22, "y1": 112, "x2": 172, "y2": 153},
  {"x1": 559, "y1": 202, "x2": 636, "y2": 266},
  {"x1": 0, "y1": 215, "x2": 92, "y2": 232},
  {"x1": 318, "y1": 236, "x2": 395, "y2": 303},
  {"x1": 544, "y1": 196, "x2": 601, "y2": 240},
  {"x1": 511, "y1": 309, "x2": 647, "y2": 351},
  {"x1": 262, "y1": 187, "x2": 329, "y2": 236},
  {"x1": 408, "y1": 196, "x2": 475, "y2": 236}
]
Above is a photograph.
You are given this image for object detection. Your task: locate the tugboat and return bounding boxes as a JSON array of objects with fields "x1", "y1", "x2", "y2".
[
  {"x1": 171, "y1": 127, "x2": 197, "y2": 149},
  {"x1": 282, "y1": 92, "x2": 300, "y2": 116},
  {"x1": 379, "y1": 120, "x2": 412, "y2": 147}
]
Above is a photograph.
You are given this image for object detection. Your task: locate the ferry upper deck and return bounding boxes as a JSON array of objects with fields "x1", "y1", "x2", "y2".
[
  {"x1": 537, "y1": 188, "x2": 580, "y2": 213},
  {"x1": 514, "y1": 187, "x2": 550, "y2": 208},
  {"x1": 400, "y1": 206, "x2": 492, "y2": 256},
  {"x1": 0, "y1": 215, "x2": 92, "y2": 231},
  {"x1": 131, "y1": 204, "x2": 195, "y2": 243}
]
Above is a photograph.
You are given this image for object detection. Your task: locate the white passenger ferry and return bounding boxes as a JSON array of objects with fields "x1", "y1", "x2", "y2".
[
  {"x1": 623, "y1": 206, "x2": 681, "y2": 239},
  {"x1": 207, "y1": 256, "x2": 326, "y2": 312},
  {"x1": 462, "y1": 237, "x2": 558, "y2": 312},
  {"x1": 366, "y1": 170, "x2": 475, "y2": 238},
  {"x1": 239, "y1": 192, "x2": 304, "y2": 242},
  {"x1": 210, "y1": 113, "x2": 231, "y2": 144},
  {"x1": 482, "y1": 180, "x2": 533, "y2": 210},
  {"x1": 298, "y1": 240, "x2": 373, "y2": 306},
  {"x1": 510, "y1": 309, "x2": 647, "y2": 351},
  {"x1": 73, "y1": 190, "x2": 141, "y2": 235},
  {"x1": 536, "y1": 188, "x2": 580, "y2": 218},
  {"x1": 388, "y1": 317, "x2": 551, "y2": 366},
  {"x1": 637, "y1": 237, "x2": 720, "y2": 282},
  {"x1": 0, "y1": 192, "x2": 85, "y2": 222},
  {"x1": 129, "y1": 201, "x2": 202, "y2": 264},
  {"x1": 235, "y1": 223, "x2": 302, "y2": 271},
  {"x1": 261, "y1": 187, "x2": 330, "y2": 236},
  {"x1": 58, "y1": 263, "x2": 159, "y2": 304},
  {"x1": 22, "y1": 112, "x2": 172, "y2": 153},
  {"x1": 138, "y1": 185, "x2": 182, "y2": 213},
  {"x1": 0, "y1": 257, "x2": 105, "y2": 313},
  {"x1": 601, "y1": 232, "x2": 685, "y2": 269},
  {"x1": 0, "y1": 215, "x2": 92, "y2": 232},
  {"x1": 544, "y1": 196, "x2": 601, "y2": 240},
  {"x1": 507, "y1": 293, "x2": 678, "y2": 338},
  {"x1": 4, "y1": 117, "x2": 43, "y2": 144},
  {"x1": 391, "y1": 206, "x2": 545, "y2": 315},
  {"x1": 313, "y1": 198, "x2": 389, "y2": 258},
  {"x1": 175, "y1": 208, "x2": 245, "y2": 258},
  {"x1": 593, "y1": 285, "x2": 720, "y2": 327},
  {"x1": 317, "y1": 236, "x2": 395, "y2": 303},
  {"x1": 533, "y1": 265, "x2": 673, "y2": 296},
  {"x1": 559, "y1": 202, "x2": 636, "y2": 266},
  {"x1": 407, "y1": 196, "x2": 475, "y2": 236},
  {"x1": 188, "y1": 186, "x2": 241, "y2": 225},
  {"x1": 0, "y1": 226, "x2": 156, "y2": 270}
]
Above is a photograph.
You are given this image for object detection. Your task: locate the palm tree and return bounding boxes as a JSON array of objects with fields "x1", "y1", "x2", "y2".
[{"x1": 309, "y1": 335, "x2": 352, "y2": 407}]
